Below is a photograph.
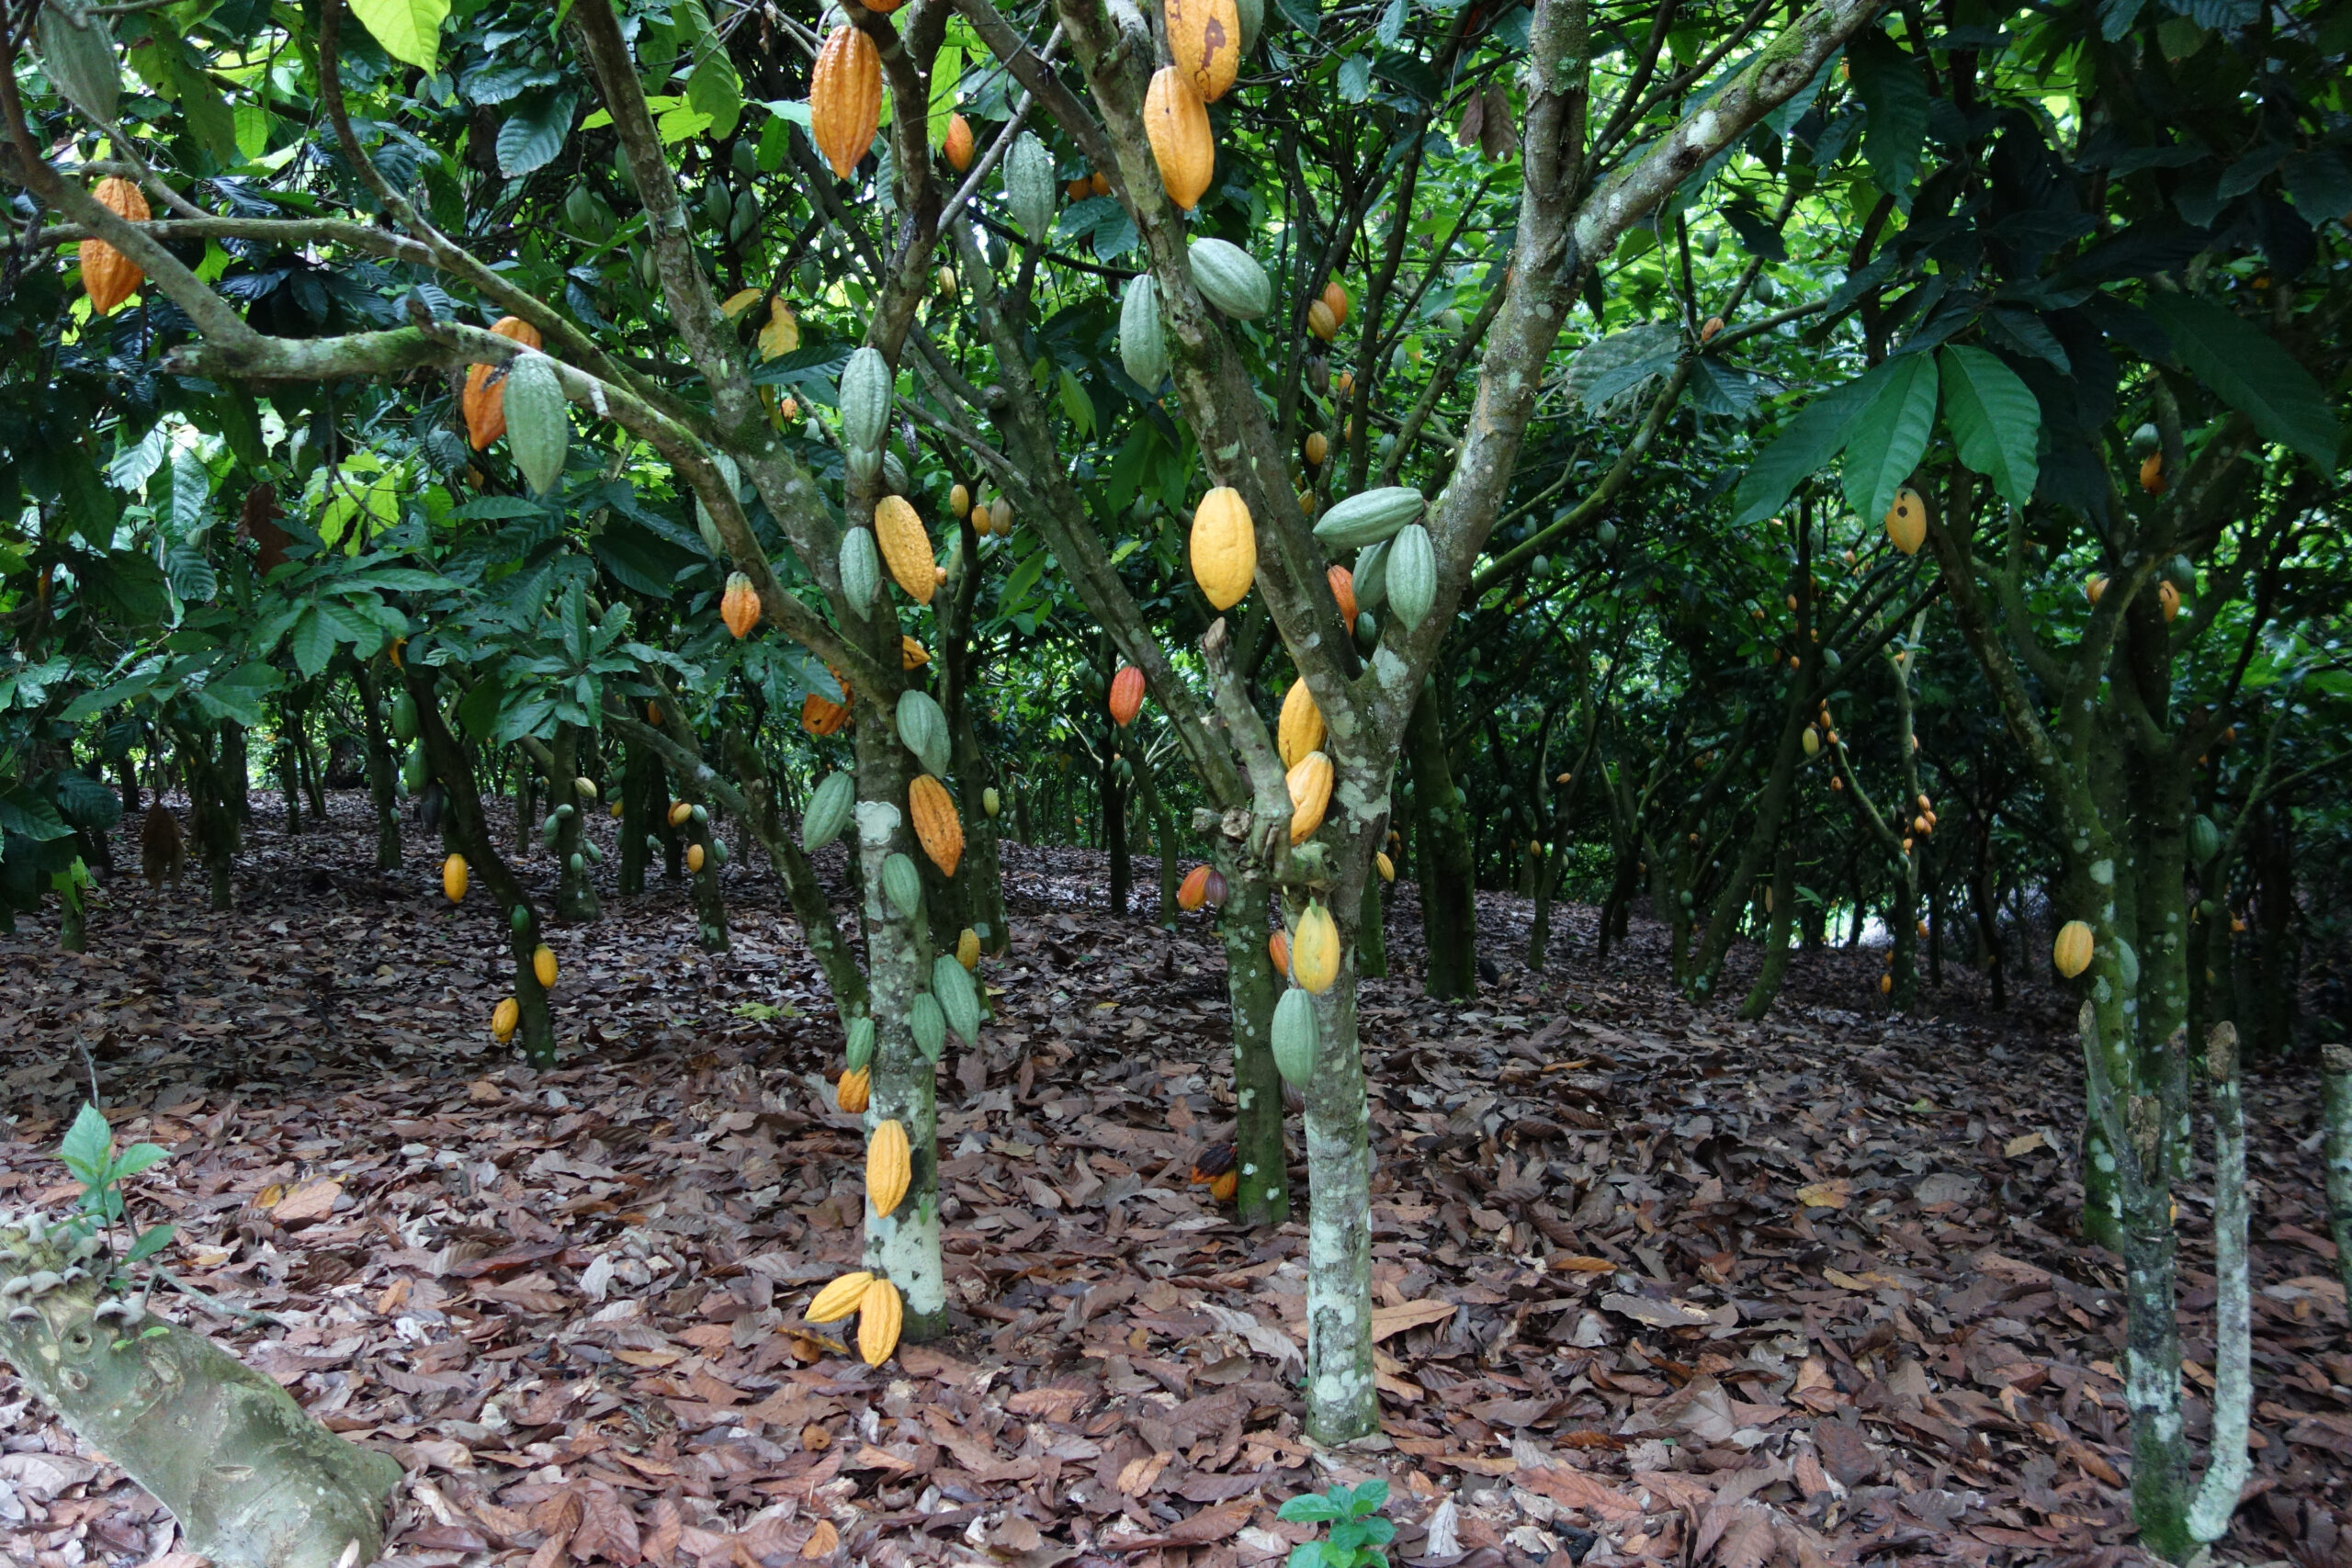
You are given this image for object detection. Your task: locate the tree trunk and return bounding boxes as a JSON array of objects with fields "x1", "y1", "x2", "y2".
[
  {"x1": 1220, "y1": 861, "x2": 1289, "y2": 1227},
  {"x1": 352, "y1": 661, "x2": 402, "y2": 870},
  {"x1": 1357, "y1": 864, "x2": 1387, "y2": 978},
  {"x1": 1738, "y1": 840, "x2": 1798, "y2": 1021},
  {"x1": 2322, "y1": 1043, "x2": 2352, "y2": 1314},
  {"x1": 1408, "y1": 688, "x2": 1477, "y2": 998},
  {"x1": 852, "y1": 716, "x2": 944, "y2": 1345},
  {"x1": 1102, "y1": 741, "x2": 1129, "y2": 917},
  {"x1": 1134, "y1": 756, "x2": 1180, "y2": 929},
  {"x1": 1293, "y1": 858, "x2": 1378, "y2": 1444},
  {"x1": 0, "y1": 1224, "x2": 401, "y2": 1568},
  {"x1": 174, "y1": 723, "x2": 240, "y2": 912},
  {"x1": 619, "y1": 741, "x2": 658, "y2": 896},
  {"x1": 548, "y1": 728, "x2": 601, "y2": 924},
  {"x1": 684, "y1": 803, "x2": 729, "y2": 952},
  {"x1": 405, "y1": 668, "x2": 557, "y2": 1065},
  {"x1": 297, "y1": 714, "x2": 326, "y2": 822},
  {"x1": 274, "y1": 716, "x2": 301, "y2": 836},
  {"x1": 514, "y1": 764, "x2": 536, "y2": 859},
  {"x1": 220, "y1": 721, "x2": 249, "y2": 824},
  {"x1": 115, "y1": 753, "x2": 141, "y2": 818},
  {"x1": 1690, "y1": 689, "x2": 1811, "y2": 998}
]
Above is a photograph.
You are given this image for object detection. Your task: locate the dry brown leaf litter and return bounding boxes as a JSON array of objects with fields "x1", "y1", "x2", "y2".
[{"x1": 0, "y1": 795, "x2": 2346, "y2": 1568}]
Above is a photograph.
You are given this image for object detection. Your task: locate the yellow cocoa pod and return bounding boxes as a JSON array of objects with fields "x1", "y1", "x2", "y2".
[
  {"x1": 686, "y1": 841, "x2": 707, "y2": 873},
  {"x1": 1376, "y1": 851, "x2": 1396, "y2": 883},
  {"x1": 867, "y1": 1118, "x2": 911, "y2": 1216},
  {"x1": 1165, "y1": 0, "x2": 1241, "y2": 101},
  {"x1": 858, "y1": 1276, "x2": 904, "y2": 1365},
  {"x1": 836, "y1": 1066, "x2": 871, "y2": 1114},
  {"x1": 669, "y1": 799, "x2": 695, "y2": 827},
  {"x1": 957, "y1": 929, "x2": 980, "y2": 969},
  {"x1": 533, "y1": 943, "x2": 558, "y2": 990},
  {"x1": 491, "y1": 997, "x2": 519, "y2": 1042},
  {"x1": 1286, "y1": 749, "x2": 1333, "y2": 843},
  {"x1": 875, "y1": 495, "x2": 937, "y2": 604},
  {"x1": 1189, "y1": 486, "x2": 1256, "y2": 610},
  {"x1": 2053, "y1": 919, "x2": 2094, "y2": 979},
  {"x1": 1292, "y1": 900, "x2": 1340, "y2": 993},
  {"x1": 805, "y1": 1270, "x2": 875, "y2": 1323},
  {"x1": 1143, "y1": 66, "x2": 1215, "y2": 210},
  {"x1": 1277, "y1": 676, "x2": 1325, "y2": 770},
  {"x1": 442, "y1": 853, "x2": 468, "y2": 903}
]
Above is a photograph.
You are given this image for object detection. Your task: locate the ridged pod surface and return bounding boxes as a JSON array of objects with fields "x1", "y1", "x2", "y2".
[
  {"x1": 802, "y1": 770, "x2": 855, "y2": 851},
  {"x1": 810, "y1": 26, "x2": 882, "y2": 178},
  {"x1": 1278, "y1": 678, "x2": 1324, "y2": 770},
  {"x1": 503, "y1": 353, "x2": 569, "y2": 494},
  {"x1": 1272, "y1": 987, "x2": 1317, "y2": 1085},
  {"x1": 1119, "y1": 274, "x2": 1168, "y2": 389},
  {"x1": 866, "y1": 1119, "x2": 910, "y2": 1216},
  {"x1": 875, "y1": 496, "x2": 936, "y2": 604},
  {"x1": 1004, "y1": 132, "x2": 1056, "y2": 239},
  {"x1": 910, "y1": 993, "x2": 946, "y2": 1061},
  {"x1": 492, "y1": 997, "x2": 519, "y2": 1042},
  {"x1": 1292, "y1": 901, "x2": 1340, "y2": 993},
  {"x1": 933, "y1": 953, "x2": 980, "y2": 1043},
  {"x1": 1188, "y1": 487, "x2": 1255, "y2": 609},
  {"x1": 910, "y1": 773, "x2": 964, "y2": 875},
  {"x1": 836, "y1": 1066, "x2": 871, "y2": 1113},
  {"x1": 1328, "y1": 565, "x2": 1357, "y2": 627},
  {"x1": 840, "y1": 345, "x2": 892, "y2": 454},
  {"x1": 1286, "y1": 750, "x2": 1332, "y2": 842},
  {"x1": 534, "y1": 944, "x2": 558, "y2": 990},
  {"x1": 844, "y1": 1013, "x2": 876, "y2": 1070},
  {"x1": 1385, "y1": 522, "x2": 1436, "y2": 632},
  {"x1": 721, "y1": 571, "x2": 762, "y2": 637},
  {"x1": 805, "y1": 1270, "x2": 873, "y2": 1323},
  {"x1": 442, "y1": 854, "x2": 468, "y2": 903},
  {"x1": 1178, "y1": 864, "x2": 1211, "y2": 911},
  {"x1": 1109, "y1": 665, "x2": 1146, "y2": 728},
  {"x1": 858, "y1": 1277, "x2": 903, "y2": 1365},
  {"x1": 882, "y1": 852, "x2": 922, "y2": 919},
  {"x1": 462, "y1": 318, "x2": 545, "y2": 449},
  {"x1": 896, "y1": 689, "x2": 952, "y2": 776},
  {"x1": 1143, "y1": 67, "x2": 1215, "y2": 210},
  {"x1": 1165, "y1": 0, "x2": 1242, "y2": 102},
  {"x1": 1353, "y1": 538, "x2": 1390, "y2": 609},
  {"x1": 839, "y1": 526, "x2": 880, "y2": 616},
  {"x1": 1189, "y1": 238, "x2": 1270, "y2": 319},
  {"x1": 943, "y1": 113, "x2": 974, "y2": 171},
  {"x1": 957, "y1": 929, "x2": 981, "y2": 969},
  {"x1": 2053, "y1": 920, "x2": 2094, "y2": 978},
  {"x1": 78, "y1": 177, "x2": 147, "y2": 315},
  {"x1": 1313, "y1": 485, "x2": 1424, "y2": 548}
]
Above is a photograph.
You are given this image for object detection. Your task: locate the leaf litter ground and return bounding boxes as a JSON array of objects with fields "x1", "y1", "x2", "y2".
[{"x1": 2, "y1": 796, "x2": 2346, "y2": 1568}]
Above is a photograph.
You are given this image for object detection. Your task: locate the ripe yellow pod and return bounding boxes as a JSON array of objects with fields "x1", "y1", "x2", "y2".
[
  {"x1": 1883, "y1": 487, "x2": 1927, "y2": 555},
  {"x1": 858, "y1": 1276, "x2": 904, "y2": 1365},
  {"x1": 836, "y1": 1066, "x2": 871, "y2": 1113},
  {"x1": 686, "y1": 841, "x2": 707, "y2": 873},
  {"x1": 957, "y1": 928, "x2": 981, "y2": 969},
  {"x1": 875, "y1": 495, "x2": 937, "y2": 605},
  {"x1": 1278, "y1": 676, "x2": 1325, "y2": 770},
  {"x1": 1143, "y1": 66, "x2": 1215, "y2": 210},
  {"x1": 1292, "y1": 901, "x2": 1340, "y2": 993},
  {"x1": 805, "y1": 1270, "x2": 875, "y2": 1323},
  {"x1": 442, "y1": 853, "x2": 468, "y2": 903},
  {"x1": 1376, "y1": 851, "x2": 1396, "y2": 883},
  {"x1": 1166, "y1": 0, "x2": 1242, "y2": 101},
  {"x1": 1189, "y1": 486, "x2": 1256, "y2": 610},
  {"x1": 867, "y1": 1119, "x2": 911, "y2": 1216},
  {"x1": 491, "y1": 997, "x2": 519, "y2": 1042},
  {"x1": 2053, "y1": 920, "x2": 2094, "y2": 978},
  {"x1": 1286, "y1": 749, "x2": 1333, "y2": 843},
  {"x1": 533, "y1": 943, "x2": 558, "y2": 990}
]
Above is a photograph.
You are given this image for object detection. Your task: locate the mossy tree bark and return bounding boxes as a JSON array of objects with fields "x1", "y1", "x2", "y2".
[
  {"x1": 1738, "y1": 839, "x2": 1798, "y2": 1020},
  {"x1": 169, "y1": 719, "x2": 241, "y2": 911},
  {"x1": 0, "y1": 1215, "x2": 401, "y2": 1568},
  {"x1": 545, "y1": 727, "x2": 601, "y2": 924},
  {"x1": 618, "y1": 739, "x2": 659, "y2": 896},
  {"x1": 936, "y1": 523, "x2": 1011, "y2": 954}
]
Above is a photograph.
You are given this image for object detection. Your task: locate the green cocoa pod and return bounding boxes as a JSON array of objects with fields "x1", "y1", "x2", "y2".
[
  {"x1": 895, "y1": 689, "x2": 952, "y2": 777},
  {"x1": 1004, "y1": 131, "x2": 1056, "y2": 240},
  {"x1": 802, "y1": 770, "x2": 855, "y2": 852},
  {"x1": 1272, "y1": 987, "x2": 1317, "y2": 1086},
  {"x1": 840, "y1": 345, "x2": 892, "y2": 454},
  {"x1": 933, "y1": 954, "x2": 980, "y2": 1044},
  {"x1": 1385, "y1": 521, "x2": 1436, "y2": 632},
  {"x1": 1188, "y1": 237, "x2": 1271, "y2": 320},
  {"x1": 882, "y1": 852, "x2": 922, "y2": 919},
  {"x1": 1119, "y1": 274, "x2": 1166, "y2": 390},
  {"x1": 910, "y1": 992, "x2": 947, "y2": 1062},
  {"x1": 503, "y1": 353, "x2": 569, "y2": 495},
  {"x1": 844, "y1": 1014, "x2": 875, "y2": 1070},
  {"x1": 840, "y1": 525, "x2": 881, "y2": 617}
]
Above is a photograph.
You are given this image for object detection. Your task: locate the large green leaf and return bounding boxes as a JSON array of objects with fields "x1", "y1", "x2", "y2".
[
  {"x1": 498, "y1": 90, "x2": 577, "y2": 177},
  {"x1": 2143, "y1": 296, "x2": 2341, "y2": 468},
  {"x1": 1938, "y1": 345, "x2": 2041, "y2": 508},
  {"x1": 1847, "y1": 34, "x2": 1928, "y2": 197},
  {"x1": 347, "y1": 0, "x2": 448, "y2": 71},
  {"x1": 1839, "y1": 352, "x2": 1939, "y2": 525},
  {"x1": 1730, "y1": 368, "x2": 1886, "y2": 526}
]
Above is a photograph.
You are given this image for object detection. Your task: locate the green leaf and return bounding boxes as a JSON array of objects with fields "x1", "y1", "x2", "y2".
[
  {"x1": 61, "y1": 1103, "x2": 113, "y2": 1186},
  {"x1": 1937, "y1": 344, "x2": 2041, "y2": 507},
  {"x1": 288, "y1": 604, "x2": 337, "y2": 678},
  {"x1": 686, "y1": 52, "x2": 742, "y2": 141},
  {"x1": 2142, "y1": 296, "x2": 2341, "y2": 468},
  {"x1": 927, "y1": 42, "x2": 961, "y2": 149},
  {"x1": 1279, "y1": 1496, "x2": 1346, "y2": 1524},
  {"x1": 1839, "y1": 352, "x2": 1939, "y2": 525},
  {"x1": 1731, "y1": 369, "x2": 1885, "y2": 526},
  {"x1": 126, "y1": 1224, "x2": 176, "y2": 1263},
  {"x1": 112, "y1": 1143, "x2": 171, "y2": 1179},
  {"x1": 498, "y1": 90, "x2": 577, "y2": 176},
  {"x1": 1846, "y1": 34, "x2": 1927, "y2": 197},
  {"x1": 347, "y1": 0, "x2": 449, "y2": 70}
]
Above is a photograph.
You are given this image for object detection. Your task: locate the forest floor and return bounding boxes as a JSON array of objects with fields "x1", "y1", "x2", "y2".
[{"x1": 1, "y1": 794, "x2": 2347, "y2": 1568}]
